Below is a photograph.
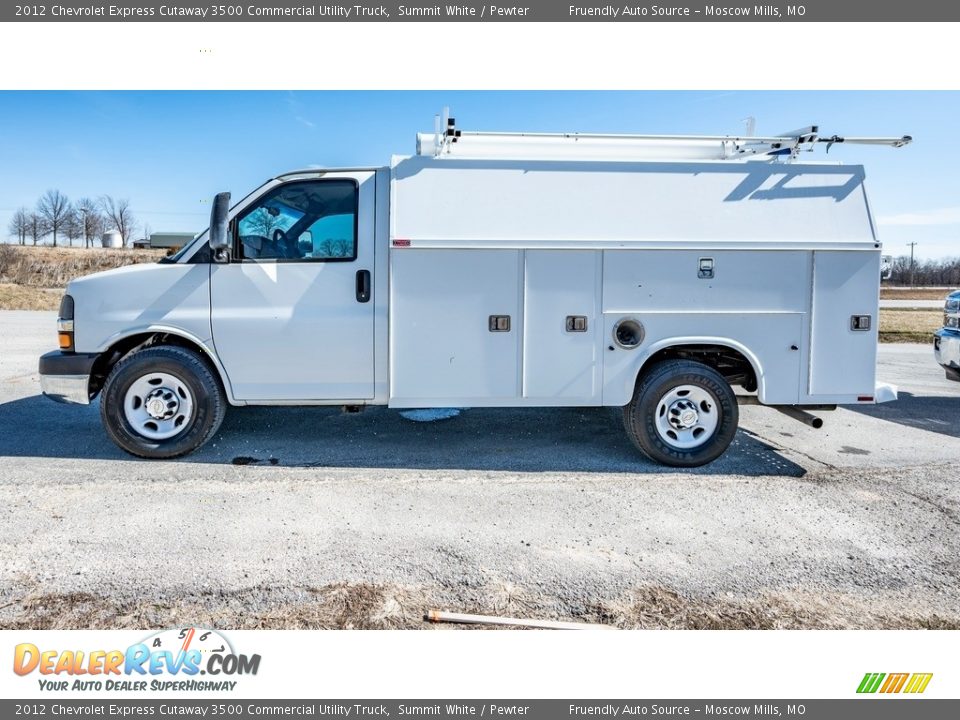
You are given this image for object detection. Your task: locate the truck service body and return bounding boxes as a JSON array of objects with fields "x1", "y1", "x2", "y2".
[{"x1": 38, "y1": 121, "x2": 908, "y2": 466}]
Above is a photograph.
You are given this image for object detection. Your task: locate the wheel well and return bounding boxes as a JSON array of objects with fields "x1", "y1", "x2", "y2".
[
  {"x1": 89, "y1": 332, "x2": 223, "y2": 396},
  {"x1": 641, "y1": 344, "x2": 758, "y2": 392}
]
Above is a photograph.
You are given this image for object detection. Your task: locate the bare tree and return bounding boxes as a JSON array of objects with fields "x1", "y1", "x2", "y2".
[
  {"x1": 886, "y1": 254, "x2": 960, "y2": 286},
  {"x1": 242, "y1": 208, "x2": 286, "y2": 239},
  {"x1": 99, "y1": 196, "x2": 137, "y2": 245},
  {"x1": 27, "y1": 212, "x2": 47, "y2": 246},
  {"x1": 76, "y1": 197, "x2": 104, "y2": 247},
  {"x1": 8, "y1": 207, "x2": 30, "y2": 245},
  {"x1": 36, "y1": 189, "x2": 71, "y2": 247},
  {"x1": 64, "y1": 209, "x2": 84, "y2": 247}
]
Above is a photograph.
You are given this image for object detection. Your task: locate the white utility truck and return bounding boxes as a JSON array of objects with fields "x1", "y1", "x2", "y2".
[{"x1": 39, "y1": 117, "x2": 910, "y2": 467}]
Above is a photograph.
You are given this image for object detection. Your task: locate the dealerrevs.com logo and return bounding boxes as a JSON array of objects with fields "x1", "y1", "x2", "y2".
[{"x1": 13, "y1": 627, "x2": 261, "y2": 692}]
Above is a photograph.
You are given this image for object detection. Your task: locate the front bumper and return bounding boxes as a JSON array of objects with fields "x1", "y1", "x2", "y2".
[
  {"x1": 38, "y1": 351, "x2": 99, "y2": 405},
  {"x1": 934, "y1": 328, "x2": 960, "y2": 381}
]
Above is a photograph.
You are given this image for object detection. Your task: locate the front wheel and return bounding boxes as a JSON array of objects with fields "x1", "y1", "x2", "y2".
[
  {"x1": 100, "y1": 346, "x2": 226, "y2": 459},
  {"x1": 623, "y1": 359, "x2": 738, "y2": 468}
]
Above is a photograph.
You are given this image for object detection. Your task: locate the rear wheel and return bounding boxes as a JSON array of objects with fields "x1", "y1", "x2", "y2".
[
  {"x1": 623, "y1": 359, "x2": 738, "y2": 468},
  {"x1": 100, "y1": 346, "x2": 226, "y2": 459}
]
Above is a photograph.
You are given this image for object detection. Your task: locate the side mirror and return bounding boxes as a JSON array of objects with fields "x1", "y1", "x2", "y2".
[{"x1": 208, "y1": 191, "x2": 232, "y2": 255}]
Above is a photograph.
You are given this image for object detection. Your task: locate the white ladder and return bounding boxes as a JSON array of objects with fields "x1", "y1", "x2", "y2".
[{"x1": 419, "y1": 111, "x2": 911, "y2": 163}]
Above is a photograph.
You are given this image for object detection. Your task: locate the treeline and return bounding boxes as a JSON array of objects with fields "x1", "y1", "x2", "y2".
[
  {"x1": 7, "y1": 190, "x2": 137, "y2": 248},
  {"x1": 887, "y1": 255, "x2": 960, "y2": 286}
]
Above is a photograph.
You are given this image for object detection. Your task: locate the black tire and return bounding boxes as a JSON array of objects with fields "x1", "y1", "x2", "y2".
[
  {"x1": 100, "y1": 345, "x2": 226, "y2": 459},
  {"x1": 622, "y1": 359, "x2": 738, "y2": 468}
]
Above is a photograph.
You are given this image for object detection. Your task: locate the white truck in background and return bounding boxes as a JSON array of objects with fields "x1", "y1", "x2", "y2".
[
  {"x1": 935, "y1": 290, "x2": 960, "y2": 381},
  {"x1": 38, "y1": 117, "x2": 910, "y2": 467}
]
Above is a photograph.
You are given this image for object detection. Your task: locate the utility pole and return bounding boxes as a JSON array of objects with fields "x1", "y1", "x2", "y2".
[{"x1": 907, "y1": 241, "x2": 918, "y2": 287}]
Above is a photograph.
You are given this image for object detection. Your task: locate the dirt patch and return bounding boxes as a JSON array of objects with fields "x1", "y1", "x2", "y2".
[
  {"x1": 592, "y1": 587, "x2": 960, "y2": 630},
  {"x1": 880, "y1": 287, "x2": 957, "y2": 301},
  {"x1": 0, "y1": 244, "x2": 165, "y2": 290},
  {"x1": 879, "y1": 308, "x2": 942, "y2": 343},
  {"x1": 0, "y1": 283, "x2": 62, "y2": 311},
  {"x1": 2, "y1": 583, "x2": 956, "y2": 631}
]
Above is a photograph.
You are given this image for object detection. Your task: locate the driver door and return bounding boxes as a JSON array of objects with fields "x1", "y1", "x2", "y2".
[{"x1": 210, "y1": 172, "x2": 376, "y2": 401}]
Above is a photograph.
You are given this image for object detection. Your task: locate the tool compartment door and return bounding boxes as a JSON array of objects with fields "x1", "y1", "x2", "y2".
[
  {"x1": 808, "y1": 250, "x2": 881, "y2": 398},
  {"x1": 522, "y1": 250, "x2": 601, "y2": 403},
  {"x1": 389, "y1": 249, "x2": 521, "y2": 405}
]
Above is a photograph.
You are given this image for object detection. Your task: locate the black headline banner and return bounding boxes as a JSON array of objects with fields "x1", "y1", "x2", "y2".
[
  {"x1": 2, "y1": 700, "x2": 959, "y2": 718},
  {"x1": 5, "y1": 0, "x2": 960, "y2": 22}
]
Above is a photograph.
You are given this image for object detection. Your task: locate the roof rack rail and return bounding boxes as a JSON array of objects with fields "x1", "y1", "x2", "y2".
[{"x1": 417, "y1": 111, "x2": 912, "y2": 163}]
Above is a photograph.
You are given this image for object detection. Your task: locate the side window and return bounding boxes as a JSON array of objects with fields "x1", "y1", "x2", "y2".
[{"x1": 235, "y1": 180, "x2": 358, "y2": 261}]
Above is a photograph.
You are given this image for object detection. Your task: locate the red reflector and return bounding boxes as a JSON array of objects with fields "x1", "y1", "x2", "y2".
[
  {"x1": 392, "y1": 239, "x2": 411, "y2": 247},
  {"x1": 857, "y1": 395, "x2": 873, "y2": 402}
]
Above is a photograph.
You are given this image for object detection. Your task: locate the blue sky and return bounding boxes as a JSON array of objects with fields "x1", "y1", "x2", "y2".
[{"x1": 0, "y1": 91, "x2": 957, "y2": 259}]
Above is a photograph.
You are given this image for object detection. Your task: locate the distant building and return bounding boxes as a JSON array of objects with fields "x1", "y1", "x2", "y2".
[{"x1": 134, "y1": 232, "x2": 196, "y2": 251}]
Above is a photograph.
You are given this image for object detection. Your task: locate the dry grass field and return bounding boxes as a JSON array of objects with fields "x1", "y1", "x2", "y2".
[
  {"x1": 879, "y1": 309, "x2": 943, "y2": 343},
  {"x1": 0, "y1": 245, "x2": 166, "y2": 310},
  {"x1": 880, "y1": 287, "x2": 957, "y2": 301},
  {"x1": 0, "y1": 244, "x2": 165, "y2": 288},
  {"x1": 0, "y1": 283, "x2": 63, "y2": 311}
]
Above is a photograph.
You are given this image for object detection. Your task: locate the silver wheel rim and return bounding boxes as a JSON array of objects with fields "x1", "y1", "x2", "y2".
[
  {"x1": 123, "y1": 372, "x2": 195, "y2": 441},
  {"x1": 654, "y1": 384, "x2": 719, "y2": 450}
]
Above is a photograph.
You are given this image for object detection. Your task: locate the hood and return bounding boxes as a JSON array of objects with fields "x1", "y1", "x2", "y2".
[
  {"x1": 67, "y1": 261, "x2": 167, "y2": 292},
  {"x1": 67, "y1": 262, "x2": 212, "y2": 353}
]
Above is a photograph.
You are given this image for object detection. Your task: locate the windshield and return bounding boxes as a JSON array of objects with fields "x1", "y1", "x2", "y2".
[
  {"x1": 159, "y1": 234, "x2": 202, "y2": 263},
  {"x1": 158, "y1": 178, "x2": 279, "y2": 264}
]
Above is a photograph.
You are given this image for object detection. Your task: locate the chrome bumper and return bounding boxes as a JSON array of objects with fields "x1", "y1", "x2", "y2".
[
  {"x1": 38, "y1": 350, "x2": 98, "y2": 405},
  {"x1": 934, "y1": 328, "x2": 960, "y2": 380},
  {"x1": 40, "y1": 374, "x2": 91, "y2": 405}
]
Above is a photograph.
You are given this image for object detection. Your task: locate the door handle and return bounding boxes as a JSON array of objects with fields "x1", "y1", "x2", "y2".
[{"x1": 356, "y1": 269, "x2": 371, "y2": 303}]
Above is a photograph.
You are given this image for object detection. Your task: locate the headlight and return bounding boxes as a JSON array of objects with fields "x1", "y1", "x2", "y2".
[
  {"x1": 946, "y1": 315, "x2": 960, "y2": 329},
  {"x1": 57, "y1": 294, "x2": 74, "y2": 351}
]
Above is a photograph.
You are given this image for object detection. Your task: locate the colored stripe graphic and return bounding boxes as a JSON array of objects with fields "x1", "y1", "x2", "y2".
[
  {"x1": 857, "y1": 673, "x2": 885, "y2": 693},
  {"x1": 880, "y1": 673, "x2": 909, "y2": 693},
  {"x1": 857, "y1": 672, "x2": 933, "y2": 694},
  {"x1": 904, "y1": 673, "x2": 933, "y2": 694}
]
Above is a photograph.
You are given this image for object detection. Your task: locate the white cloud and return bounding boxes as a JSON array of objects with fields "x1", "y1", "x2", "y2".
[
  {"x1": 284, "y1": 91, "x2": 315, "y2": 130},
  {"x1": 877, "y1": 207, "x2": 960, "y2": 227}
]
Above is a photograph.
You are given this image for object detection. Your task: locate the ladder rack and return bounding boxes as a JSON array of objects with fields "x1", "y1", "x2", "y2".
[{"x1": 418, "y1": 112, "x2": 912, "y2": 163}]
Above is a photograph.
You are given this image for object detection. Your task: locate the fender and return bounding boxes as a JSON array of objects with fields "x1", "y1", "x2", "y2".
[
  {"x1": 611, "y1": 335, "x2": 766, "y2": 406},
  {"x1": 96, "y1": 324, "x2": 242, "y2": 406}
]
